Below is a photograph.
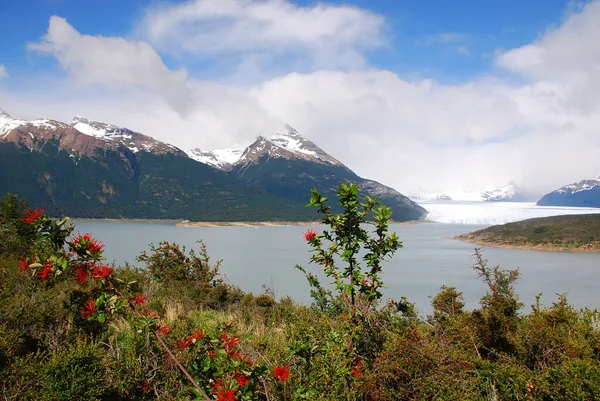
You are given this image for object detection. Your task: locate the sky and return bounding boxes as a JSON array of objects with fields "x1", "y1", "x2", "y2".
[{"x1": 1, "y1": 0, "x2": 599, "y2": 198}]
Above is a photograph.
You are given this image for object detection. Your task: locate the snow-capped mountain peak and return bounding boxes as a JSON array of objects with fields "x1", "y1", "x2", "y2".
[
  {"x1": 555, "y1": 176, "x2": 600, "y2": 194},
  {"x1": 234, "y1": 126, "x2": 343, "y2": 168},
  {"x1": 481, "y1": 183, "x2": 517, "y2": 201},
  {"x1": 71, "y1": 116, "x2": 182, "y2": 154},
  {"x1": 1, "y1": 107, "x2": 66, "y2": 138},
  {"x1": 188, "y1": 126, "x2": 343, "y2": 171}
]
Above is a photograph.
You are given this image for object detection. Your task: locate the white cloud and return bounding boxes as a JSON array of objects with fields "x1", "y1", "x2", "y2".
[
  {"x1": 5, "y1": 2, "x2": 600, "y2": 199},
  {"x1": 137, "y1": 0, "x2": 384, "y2": 72},
  {"x1": 0, "y1": 65, "x2": 7, "y2": 79},
  {"x1": 28, "y1": 16, "x2": 194, "y2": 114},
  {"x1": 497, "y1": 0, "x2": 600, "y2": 111}
]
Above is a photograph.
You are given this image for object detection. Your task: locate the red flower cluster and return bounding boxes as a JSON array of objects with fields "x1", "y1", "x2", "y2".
[
  {"x1": 216, "y1": 389, "x2": 237, "y2": 401},
  {"x1": 157, "y1": 324, "x2": 172, "y2": 336},
  {"x1": 351, "y1": 359, "x2": 363, "y2": 378},
  {"x1": 18, "y1": 255, "x2": 29, "y2": 271},
  {"x1": 132, "y1": 294, "x2": 147, "y2": 305},
  {"x1": 69, "y1": 232, "x2": 104, "y2": 255},
  {"x1": 235, "y1": 374, "x2": 250, "y2": 388},
  {"x1": 80, "y1": 299, "x2": 97, "y2": 320},
  {"x1": 72, "y1": 263, "x2": 94, "y2": 284},
  {"x1": 178, "y1": 328, "x2": 206, "y2": 349},
  {"x1": 39, "y1": 261, "x2": 53, "y2": 280},
  {"x1": 274, "y1": 365, "x2": 290, "y2": 382},
  {"x1": 222, "y1": 333, "x2": 240, "y2": 351},
  {"x1": 303, "y1": 228, "x2": 317, "y2": 241},
  {"x1": 92, "y1": 264, "x2": 113, "y2": 280},
  {"x1": 21, "y1": 208, "x2": 44, "y2": 225}
]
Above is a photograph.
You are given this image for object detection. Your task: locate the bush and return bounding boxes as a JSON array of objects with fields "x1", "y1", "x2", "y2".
[
  {"x1": 137, "y1": 240, "x2": 222, "y2": 284},
  {"x1": 41, "y1": 342, "x2": 107, "y2": 401}
]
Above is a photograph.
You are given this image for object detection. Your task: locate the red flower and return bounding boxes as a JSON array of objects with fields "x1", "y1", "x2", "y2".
[
  {"x1": 39, "y1": 261, "x2": 53, "y2": 280},
  {"x1": 157, "y1": 324, "x2": 171, "y2": 336},
  {"x1": 70, "y1": 232, "x2": 104, "y2": 255},
  {"x1": 142, "y1": 379, "x2": 153, "y2": 392},
  {"x1": 80, "y1": 299, "x2": 97, "y2": 320},
  {"x1": 73, "y1": 264, "x2": 89, "y2": 284},
  {"x1": 92, "y1": 264, "x2": 113, "y2": 280},
  {"x1": 224, "y1": 336, "x2": 240, "y2": 351},
  {"x1": 216, "y1": 389, "x2": 237, "y2": 401},
  {"x1": 177, "y1": 338, "x2": 192, "y2": 350},
  {"x1": 21, "y1": 208, "x2": 44, "y2": 224},
  {"x1": 141, "y1": 308, "x2": 158, "y2": 318},
  {"x1": 303, "y1": 228, "x2": 317, "y2": 241},
  {"x1": 212, "y1": 379, "x2": 222, "y2": 390},
  {"x1": 236, "y1": 375, "x2": 250, "y2": 388},
  {"x1": 274, "y1": 365, "x2": 290, "y2": 382},
  {"x1": 351, "y1": 359, "x2": 363, "y2": 378},
  {"x1": 207, "y1": 350, "x2": 217, "y2": 359},
  {"x1": 133, "y1": 294, "x2": 147, "y2": 305},
  {"x1": 191, "y1": 329, "x2": 205, "y2": 340},
  {"x1": 18, "y1": 255, "x2": 29, "y2": 271}
]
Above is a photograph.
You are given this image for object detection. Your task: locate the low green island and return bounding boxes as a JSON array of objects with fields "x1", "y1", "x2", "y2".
[{"x1": 456, "y1": 214, "x2": 600, "y2": 252}]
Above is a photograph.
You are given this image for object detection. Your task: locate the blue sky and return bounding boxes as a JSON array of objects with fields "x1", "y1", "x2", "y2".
[
  {"x1": 0, "y1": 0, "x2": 578, "y2": 83},
  {"x1": 1, "y1": 0, "x2": 599, "y2": 197}
]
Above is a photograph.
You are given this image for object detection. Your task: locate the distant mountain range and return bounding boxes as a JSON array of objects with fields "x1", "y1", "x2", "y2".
[
  {"x1": 411, "y1": 183, "x2": 534, "y2": 203},
  {"x1": 537, "y1": 176, "x2": 600, "y2": 208},
  {"x1": 0, "y1": 107, "x2": 425, "y2": 221}
]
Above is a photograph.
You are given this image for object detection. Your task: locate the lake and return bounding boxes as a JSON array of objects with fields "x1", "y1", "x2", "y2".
[{"x1": 72, "y1": 219, "x2": 600, "y2": 316}]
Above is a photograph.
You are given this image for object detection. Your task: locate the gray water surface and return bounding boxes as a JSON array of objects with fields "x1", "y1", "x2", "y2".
[{"x1": 73, "y1": 221, "x2": 600, "y2": 315}]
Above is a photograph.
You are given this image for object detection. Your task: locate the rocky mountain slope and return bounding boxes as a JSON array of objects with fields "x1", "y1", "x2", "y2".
[{"x1": 537, "y1": 176, "x2": 600, "y2": 208}]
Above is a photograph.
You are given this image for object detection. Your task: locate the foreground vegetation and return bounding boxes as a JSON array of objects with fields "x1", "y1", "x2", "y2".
[
  {"x1": 456, "y1": 214, "x2": 600, "y2": 251},
  {"x1": 1, "y1": 189, "x2": 600, "y2": 400}
]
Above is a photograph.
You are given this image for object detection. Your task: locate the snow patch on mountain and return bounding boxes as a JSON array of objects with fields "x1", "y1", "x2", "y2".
[
  {"x1": 71, "y1": 116, "x2": 181, "y2": 154},
  {"x1": 72, "y1": 116, "x2": 134, "y2": 140},
  {"x1": 1, "y1": 108, "x2": 66, "y2": 137},
  {"x1": 187, "y1": 148, "x2": 243, "y2": 170},
  {"x1": 555, "y1": 176, "x2": 600, "y2": 194}
]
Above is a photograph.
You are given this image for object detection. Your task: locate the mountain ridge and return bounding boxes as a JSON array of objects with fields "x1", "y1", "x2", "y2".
[
  {"x1": 0, "y1": 107, "x2": 425, "y2": 221},
  {"x1": 537, "y1": 176, "x2": 600, "y2": 208}
]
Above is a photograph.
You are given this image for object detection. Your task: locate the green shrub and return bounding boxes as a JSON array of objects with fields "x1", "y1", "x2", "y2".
[{"x1": 41, "y1": 342, "x2": 107, "y2": 401}]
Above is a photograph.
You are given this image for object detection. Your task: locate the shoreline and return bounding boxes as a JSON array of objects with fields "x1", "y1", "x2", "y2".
[
  {"x1": 453, "y1": 236, "x2": 600, "y2": 253},
  {"x1": 72, "y1": 218, "x2": 431, "y2": 227}
]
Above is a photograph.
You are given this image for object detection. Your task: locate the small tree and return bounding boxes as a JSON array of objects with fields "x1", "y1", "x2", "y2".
[
  {"x1": 298, "y1": 182, "x2": 402, "y2": 321},
  {"x1": 471, "y1": 248, "x2": 523, "y2": 356},
  {"x1": 137, "y1": 241, "x2": 222, "y2": 285}
]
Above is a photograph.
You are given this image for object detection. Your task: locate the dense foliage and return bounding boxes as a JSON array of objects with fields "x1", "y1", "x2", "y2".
[
  {"x1": 1, "y1": 189, "x2": 600, "y2": 400},
  {"x1": 0, "y1": 142, "x2": 314, "y2": 221}
]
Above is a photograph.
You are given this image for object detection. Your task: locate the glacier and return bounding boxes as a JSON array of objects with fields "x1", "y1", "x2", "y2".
[{"x1": 422, "y1": 201, "x2": 600, "y2": 225}]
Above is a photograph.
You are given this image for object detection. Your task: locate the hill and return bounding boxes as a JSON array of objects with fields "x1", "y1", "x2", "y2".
[
  {"x1": 455, "y1": 214, "x2": 600, "y2": 251},
  {"x1": 537, "y1": 176, "x2": 600, "y2": 208}
]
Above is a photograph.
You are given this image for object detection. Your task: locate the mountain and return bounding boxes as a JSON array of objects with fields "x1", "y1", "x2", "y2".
[
  {"x1": 72, "y1": 116, "x2": 184, "y2": 155},
  {"x1": 481, "y1": 183, "x2": 533, "y2": 202},
  {"x1": 186, "y1": 148, "x2": 243, "y2": 171},
  {"x1": 0, "y1": 109, "x2": 312, "y2": 220},
  {"x1": 229, "y1": 127, "x2": 425, "y2": 221},
  {"x1": 537, "y1": 176, "x2": 600, "y2": 208}
]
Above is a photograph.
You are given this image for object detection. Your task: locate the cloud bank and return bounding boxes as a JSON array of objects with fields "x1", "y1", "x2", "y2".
[{"x1": 3, "y1": 0, "x2": 600, "y2": 198}]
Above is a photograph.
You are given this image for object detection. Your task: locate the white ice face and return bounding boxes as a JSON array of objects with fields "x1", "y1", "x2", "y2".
[{"x1": 422, "y1": 201, "x2": 600, "y2": 225}]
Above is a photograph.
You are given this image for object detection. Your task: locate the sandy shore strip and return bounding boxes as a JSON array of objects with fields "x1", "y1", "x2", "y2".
[
  {"x1": 71, "y1": 218, "x2": 430, "y2": 227},
  {"x1": 453, "y1": 236, "x2": 600, "y2": 253}
]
